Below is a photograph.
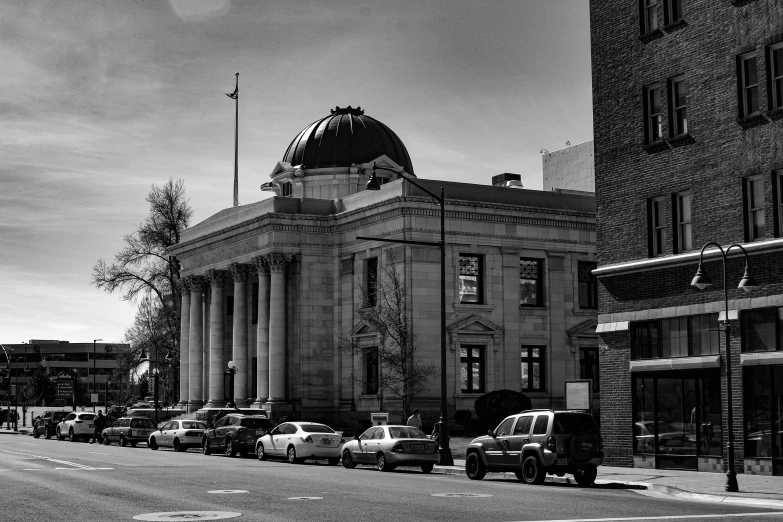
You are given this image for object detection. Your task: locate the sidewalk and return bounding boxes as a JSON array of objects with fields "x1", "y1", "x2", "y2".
[{"x1": 433, "y1": 459, "x2": 783, "y2": 508}]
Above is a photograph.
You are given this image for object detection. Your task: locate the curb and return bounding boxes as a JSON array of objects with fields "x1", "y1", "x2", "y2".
[{"x1": 432, "y1": 465, "x2": 644, "y2": 488}]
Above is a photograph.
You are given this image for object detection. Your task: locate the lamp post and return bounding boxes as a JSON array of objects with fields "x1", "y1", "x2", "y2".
[
  {"x1": 691, "y1": 242, "x2": 759, "y2": 493},
  {"x1": 357, "y1": 163, "x2": 453, "y2": 465},
  {"x1": 92, "y1": 339, "x2": 102, "y2": 412},
  {"x1": 225, "y1": 361, "x2": 238, "y2": 409},
  {"x1": 139, "y1": 346, "x2": 174, "y2": 427}
]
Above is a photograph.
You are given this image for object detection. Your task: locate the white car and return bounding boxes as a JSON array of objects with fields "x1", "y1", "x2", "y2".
[
  {"x1": 148, "y1": 420, "x2": 208, "y2": 452},
  {"x1": 56, "y1": 412, "x2": 97, "y2": 442},
  {"x1": 256, "y1": 421, "x2": 344, "y2": 464}
]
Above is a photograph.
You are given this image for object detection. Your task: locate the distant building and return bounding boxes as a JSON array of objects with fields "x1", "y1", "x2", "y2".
[
  {"x1": 0, "y1": 340, "x2": 125, "y2": 406},
  {"x1": 542, "y1": 141, "x2": 594, "y2": 194},
  {"x1": 591, "y1": 1, "x2": 783, "y2": 476},
  {"x1": 169, "y1": 106, "x2": 598, "y2": 429}
]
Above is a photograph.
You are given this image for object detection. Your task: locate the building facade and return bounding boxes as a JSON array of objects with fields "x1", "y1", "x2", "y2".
[
  {"x1": 0, "y1": 340, "x2": 125, "y2": 406},
  {"x1": 591, "y1": 0, "x2": 783, "y2": 475},
  {"x1": 169, "y1": 106, "x2": 599, "y2": 430}
]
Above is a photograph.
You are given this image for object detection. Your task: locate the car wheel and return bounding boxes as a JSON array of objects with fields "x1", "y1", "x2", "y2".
[
  {"x1": 521, "y1": 455, "x2": 546, "y2": 485},
  {"x1": 120, "y1": 435, "x2": 127, "y2": 447},
  {"x1": 376, "y1": 453, "x2": 395, "y2": 472},
  {"x1": 342, "y1": 450, "x2": 357, "y2": 469},
  {"x1": 328, "y1": 457, "x2": 340, "y2": 466},
  {"x1": 421, "y1": 463, "x2": 434, "y2": 474},
  {"x1": 573, "y1": 465, "x2": 597, "y2": 487},
  {"x1": 149, "y1": 437, "x2": 158, "y2": 450},
  {"x1": 202, "y1": 437, "x2": 212, "y2": 455},
  {"x1": 287, "y1": 445, "x2": 300, "y2": 464},
  {"x1": 56, "y1": 429, "x2": 64, "y2": 441},
  {"x1": 69, "y1": 429, "x2": 77, "y2": 442},
  {"x1": 173, "y1": 439, "x2": 183, "y2": 452},
  {"x1": 256, "y1": 442, "x2": 267, "y2": 461},
  {"x1": 225, "y1": 438, "x2": 237, "y2": 458},
  {"x1": 465, "y1": 453, "x2": 487, "y2": 481},
  {"x1": 103, "y1": 435, "x2": 111, "y2": 446}
]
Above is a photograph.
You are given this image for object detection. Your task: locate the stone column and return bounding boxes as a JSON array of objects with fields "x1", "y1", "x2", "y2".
[
  {"x1": 177, "y1": 278, "x2": 191, "y2": 409},
  {"x1": 206, "y1": 269, "x2": 228, "y2": 408},
  {"x1": 266, "y1": 253, "x2": 291, "y2": 404},
  {"x1": 252, "y1": 256, "x2": 270, "y2": 408},
  {"x1": 230, "y1": 263, "x2": 249, "y2": 406},
  {"x1": 187, "y1": 277, "x2": 205, "y2": 412}
]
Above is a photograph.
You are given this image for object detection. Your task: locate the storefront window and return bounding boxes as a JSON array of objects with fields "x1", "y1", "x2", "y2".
[
  {"x1": 744, "y1": 365, "x2": 783, "y2": 475},
  {"x1": 632, "y1": 313, "x2": 720, "y2": 360},
  {"x1": 741, "y1": 307, "x2": 781, "y2": 353}
]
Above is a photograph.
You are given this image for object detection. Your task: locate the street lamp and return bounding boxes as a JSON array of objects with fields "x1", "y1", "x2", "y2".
[
  {"x1": 358, "y1": 163, "x2": 453, "y2": 465},
  {"x1": 139, "y1": 347, "x2": 174, "y2": 427},
  {"x1": 93, "y1": 339, "x2": 102, "y2": 412},
  {"x1": 691, "y1": 241, "x2": 759, "y2": 493},
  {"x1": 225, "y1": 361, "x2": 238, "y2": 409}
]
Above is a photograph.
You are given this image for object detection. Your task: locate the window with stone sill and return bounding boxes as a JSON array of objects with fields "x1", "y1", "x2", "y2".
[
  {"x1": 631, "y1": 314, "x2": 720, "y2": 360},
  {"x1": 643, "y1": 84, "x2": 664, "y2": 145},
  {"x1": 365, "y1": 257, "x2": 378, "y2": 308},
  {"x1": 519, "y1": 258, "x2": 544, "y2": 307},
  {"x1": 364, "y1": 347, "x2": 379, "y2": 395},
  {"x1": 648, "y1": 196, "x2": 667, "y2": 258},
  {"x1": 738, "y1": 53, "x2": 760, "y2": 120},
  {"x1": 279, "y1": 181, "x2": 292, "y2": 197},
  {"x1": 673, "y1": 191, "x2": 692, "y2": 254},
  {"x1": 668, "y1": 76, "x2": 688, "y2": 138},
  {"x1": 460, "y1": 345, "x2": 485, "y2": 393},
  {"x1": 459, "y1": 254, "x2": 483, "y2": 304},
  {"x1": 521, "y1": 346, "x2": 546, "y2": 392},
  {"x1": 741, "y1": 307, "x2": 783, "y2": 353},
  {"x1": 577, "y1": 262, "x2": 598, "y2": 310},
  {"x1": 580, "y1": 347, "x2": 600, "y2": 392},
  {"x1": 743, "y1": 175, "x2": 766, "y2": 242},
  {"x1": 768, "y1": 43, "x2": 783, "y2": 111},
  {"x1": 640, "y1": 0, "x2": 659, "y2": 35},
  {"x1": 663, "y1": 0, "x2": 682, "y2": 26}
]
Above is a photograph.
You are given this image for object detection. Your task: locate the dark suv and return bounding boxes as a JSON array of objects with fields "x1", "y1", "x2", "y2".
[
  {"x1": 33, "y1": 410, "x2": 71, "y2": 439},
  {"x1": 465, "y1": 409, "x2": 603, "y2": 486},
  {"x1": 202, "y1": 413, "x2": 273, "y2": 458}
]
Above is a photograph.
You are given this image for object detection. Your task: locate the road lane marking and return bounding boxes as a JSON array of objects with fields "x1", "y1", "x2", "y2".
[
  {"x1": 0, "y1": 447, "x2": 98, "y2": 470},
  {"x1": 506, "y1": 513, "x2": 783, "y2": 522},
  {"x1": 22, "y1": 468, "x2": 45, "y2": 471},
  {"x1": 208, "y1": 490, "x2": 249, "y2": 494},
  {"x1": 87, "y1": 451, "x2": 109, "y2": 455}
]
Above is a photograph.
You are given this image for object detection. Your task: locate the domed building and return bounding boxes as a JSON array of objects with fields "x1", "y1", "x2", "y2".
[{"x1": 169, "y1": 107, "x2": 598, "y2": 431}]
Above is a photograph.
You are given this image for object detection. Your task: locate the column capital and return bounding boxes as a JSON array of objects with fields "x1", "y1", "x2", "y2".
[
  {"x1": 252, "y1": 256, "x2": 269, "y2": 276},
  {"x1": 266, "y1": 253, "x2": 293, "y2": 273},
  {"x1": 206, "y1": 269, "x2": 229, "y2": 287},
  {"x1": 229, "y1": 263, "x2": 250, "y2": 282},
  {"x1": 183, "y1": 276, "x2": 206, "y2": 293}
]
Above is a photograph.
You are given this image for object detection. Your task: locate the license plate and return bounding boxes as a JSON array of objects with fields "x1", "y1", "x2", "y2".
[
  {"x1": 411, "y1": 444, "x2": 425, "y2": 451},
  {"x1": 556, "y1": 458, "x2": 568, "y2": 466}
]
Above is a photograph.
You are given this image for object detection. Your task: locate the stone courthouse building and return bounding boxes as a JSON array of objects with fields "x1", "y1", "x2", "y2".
[
  {"x1": 591, "y1": 1, "x2": 783, "y2": 475},
  {"x1": 169, "y1": 106, "x2": 598, "y2": 429}
]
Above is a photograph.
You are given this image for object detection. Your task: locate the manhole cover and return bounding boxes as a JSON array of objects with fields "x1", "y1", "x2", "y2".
[
  {"x1": 207, "y1": 490, "x2": 248, "y2": 494},
  {"x1": 132, "y1": 512, "x2": 242, "y2": 521},
  {"x1": 287, "y1": 497, "x2": 323, "y2": 500},
  {"x1": 430, "y1": 493, "x2": 493, "y2": 498}
]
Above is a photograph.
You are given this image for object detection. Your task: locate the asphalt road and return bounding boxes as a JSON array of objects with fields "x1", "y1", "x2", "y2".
[{"x1": 1, "y1": 436, "x2": 782, "y2": 522}]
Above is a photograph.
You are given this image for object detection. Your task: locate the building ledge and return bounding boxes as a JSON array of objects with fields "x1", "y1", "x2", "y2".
[
  {"x1": 630, "y1": 355, "x2": 720, "y2": 372},
  {"x1": 741, "y1": 351, "x2": 783, "y2": 366},
  {"x1": 593, "y1": 238, "x2": 783, "y2": 277}
]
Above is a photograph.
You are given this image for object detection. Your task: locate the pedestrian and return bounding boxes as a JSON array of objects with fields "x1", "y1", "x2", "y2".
[
  {"x1": 406, "y1": 408, "x2": 422, "y2": 429},
  {"x1": 91, "y1": 410, "x2": 106, "y2": 444},
  {"x1": 430, "y1": 422, "x2": 440, "y2": 444}
]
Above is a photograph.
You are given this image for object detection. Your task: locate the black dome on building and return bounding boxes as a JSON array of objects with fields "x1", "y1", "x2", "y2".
[{"x1": 282, "y1": 106, "x2": 414, "y2": 174}]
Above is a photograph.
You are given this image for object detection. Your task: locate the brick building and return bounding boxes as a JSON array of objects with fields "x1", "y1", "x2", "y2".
[
  {"x1": 169, "y1": 106, "x2": 599, "y2": 430},
  {"x1": 591, "y1": 1, "x2": 783, "y2": 475}
]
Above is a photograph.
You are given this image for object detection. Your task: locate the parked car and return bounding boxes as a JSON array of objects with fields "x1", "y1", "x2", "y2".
[
  {"x1": 202, "y1": 414, "x2": 274, "y2": 457},
  {"x1": 32, "y1": 410, "x2": 71, "y2": 439},
  {"x1": 195, "y1": 408, "x2": 268, "y2": 427},
  {"x1": 101, "y1": 417, "x2": 156, "y2": 447},
  {"x1": 55, "y1": 412, "x2": 97, "y2": 442},
  {"x1": 148, "y1": 420, "x2": 208, "y2": 452},
  {"x1": 464, "y1": 409, "x2": 603, "y2": 486},
  {"x1": 341, "y1": 425, "x2": 439, "y2": 473},
  {"x1": 634, "y1": 421, "x2": 692, "y2": 454},
  {"x1": 256, "y1": 422, "x2": 344, "y2": 465}
]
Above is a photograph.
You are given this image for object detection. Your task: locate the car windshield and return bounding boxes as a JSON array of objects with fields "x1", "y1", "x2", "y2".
[
  {"x1": 299, "y1": 424, "x2": 335, "y2": 434},
  {"x1": 182, "y1": 421, "x2": 206, "y2": 430},
  {"x1": 131, "y1": 418, "x2": 155, "y2": 428},
  {"x1": 79, "y1": 414, "x2": 96, "y2": 420},
  {"x1": 388, "y1": 427, "x2": 428, "y2": 439},
  {"x1": 240, "y1": 418, "x2": 273, "y2": 429},
  {"x1": 553, "y1": 413, "x2": 598, "y2": 435}
]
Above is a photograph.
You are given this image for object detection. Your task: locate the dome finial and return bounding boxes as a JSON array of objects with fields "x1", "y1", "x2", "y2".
[{"x1": 331, "y1": 105, "x2": 364, "y2": 116}]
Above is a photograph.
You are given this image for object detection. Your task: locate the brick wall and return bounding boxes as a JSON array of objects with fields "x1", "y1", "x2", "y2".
[{"x1": 598, "y1": 331, "x2": 633, "y2": 466}]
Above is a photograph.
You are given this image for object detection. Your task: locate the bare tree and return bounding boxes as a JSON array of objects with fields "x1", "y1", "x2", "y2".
[
  {"x1": 92, "y1": 178, "x2": 191, "y2": 399},
  {"x1": 341, "y1": 249, "x2": 436, "y2": 421}
]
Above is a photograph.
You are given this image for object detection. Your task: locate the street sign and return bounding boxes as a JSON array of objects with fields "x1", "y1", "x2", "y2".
[
  {"x1": 56, "y1": 380, "x2": 74, "y2": 399},
  {"x1": 91, "y1": 393, "x2": 99, "y2": 404}
]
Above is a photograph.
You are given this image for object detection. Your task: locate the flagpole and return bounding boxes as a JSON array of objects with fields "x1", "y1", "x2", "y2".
[{"x1": 233, "y1": 72, "x2": 239, "y2": 207}]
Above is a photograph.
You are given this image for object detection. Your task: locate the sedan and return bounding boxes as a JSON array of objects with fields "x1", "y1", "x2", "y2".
[
  {"x1": 56, "y1": 412, "x2": 97, "y2": 442},
  {"x1": 148, "y1": 420, "x2": 207, "y2": 452},
  {"x1": 256, "y1": 422, "x2": 344, "y2": 465},
  {"x1": 341, "y1": 425, "x2": 439, "y2": 473}
]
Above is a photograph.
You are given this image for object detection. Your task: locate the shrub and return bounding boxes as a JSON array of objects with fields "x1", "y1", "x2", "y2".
[
  {"x1": 473, "y1": 389, "x2": 532, "y2": 432},
  {"x1": 453, "y1": 409, "x2": 473, "y2": 426}
]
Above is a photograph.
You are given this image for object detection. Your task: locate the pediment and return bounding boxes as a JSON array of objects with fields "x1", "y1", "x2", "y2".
[
  {"x1": 567, "y1": 318, "x2": 598, "y2": 338},
  {"x1": 349, "y1": 320, "x2": 379, "y2": 338},
  {"x1": 270, "y1": 161, "x2": 294, "y2": 178},
  {"x1": 360, "y1": 156, "x2": 409, "y2": 176},
  {"x1": 448, "y1": 314, "x2": 503, "y2": 336}
]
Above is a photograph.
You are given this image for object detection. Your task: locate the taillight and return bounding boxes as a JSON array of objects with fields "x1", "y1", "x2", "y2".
[
  {"x1": 300, "y1": 435, "x2": 313, "y2": 443},
  {"x1": 547, "y1": 436, "x2": 556, "y2": 452},
  {"x1": 391, "y1": 444, "x2": 404, "y2": 453}
]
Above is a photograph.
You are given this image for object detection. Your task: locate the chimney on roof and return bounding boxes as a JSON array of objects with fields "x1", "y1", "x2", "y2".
[{"x1": 491, "y1": 173, "x2": 523, "y2": 189}]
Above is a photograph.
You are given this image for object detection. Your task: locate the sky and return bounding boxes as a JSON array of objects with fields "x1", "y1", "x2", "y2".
[{"x1": 0, "y1": 0, "x2": 593, "y2": 346}]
